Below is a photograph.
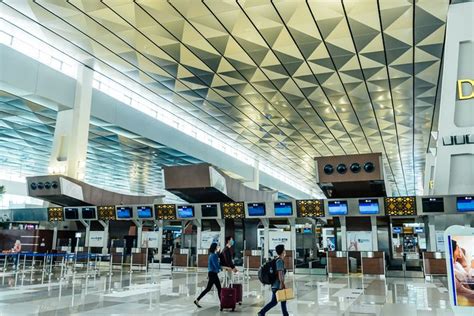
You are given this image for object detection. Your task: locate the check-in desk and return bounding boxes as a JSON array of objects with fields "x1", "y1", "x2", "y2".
[
  {"x1": 75, "y1": 247, "x2": 90, "y2": 263},
  {"x1": 243, "y1": 250, "x2": 262, "y2": 270},
  {"x1": 130, "y1": 248, "x2": 147, "y2": 268},
  {"x1": 197, "y1": 249, "x2": 209, "y2": 268},
  {"x1": 284, "y1": 250, "x2": 294, "y2": 272},
  {"x1": 111, "y1": 247, "x2": 125, "y2": 266},
  {"x1": 423, "y1": 252, "x2": 446, "y2": 278},
  {"x1": 328, "y1": 251, "x2": 349, "y2": 275},
  {"x1": 361, "y1": 251, "x2": 385, "y2": 276},
  {"x1": 405, "y1": 253, "x2": 424, "y2": 278},
  {"x1": 173, "y1": 248, "x2": 189, "y2": 268}
]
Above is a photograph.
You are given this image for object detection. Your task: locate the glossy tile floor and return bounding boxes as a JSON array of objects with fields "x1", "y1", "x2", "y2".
[{"x1": 0, "y1": 267, "x2": 454, "y2": 315}]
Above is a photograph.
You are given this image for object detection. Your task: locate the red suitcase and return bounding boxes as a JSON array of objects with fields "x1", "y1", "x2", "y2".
[
  {"x1": 232, "y1": 283, "x2": 243, "y2": 304},
  {"x1": 220, "y1": 287, "x2": 237, "y2": 311}
]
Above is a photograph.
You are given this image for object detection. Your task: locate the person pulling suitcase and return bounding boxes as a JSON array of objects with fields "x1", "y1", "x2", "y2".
[{"x1": 194, "y1": 243, "x2": 222, "y2": 308}]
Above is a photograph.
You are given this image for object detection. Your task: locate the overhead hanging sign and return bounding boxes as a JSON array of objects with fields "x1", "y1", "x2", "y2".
[{"x1": 268, "y1": 231, "x2": 292, "y2": 251}]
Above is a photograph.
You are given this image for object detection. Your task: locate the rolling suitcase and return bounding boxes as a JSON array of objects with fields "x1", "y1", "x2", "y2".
[
  {"x1": 231, "y1": 273, "x2": 243, "y2": 305},
  {"x1": 220, "y1": 287, "x2": 237, "y2": 311}
]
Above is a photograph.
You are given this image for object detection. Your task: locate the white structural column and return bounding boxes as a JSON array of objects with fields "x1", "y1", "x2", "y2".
[
  {"x1": 370, "y1": 216, "x2": 378, "y2": 251},
  {"x1": 49, "y1": 65, "x2": 93, "y2": 179},
  {"x1": 427, "y1": 216, "x2": 436, "y2": 252},
  {"x1": 340, "y1": 217, "x2": 347, "y2": 251},
  {"x1": 424, "y1": 2, "x2": 474, "y2": 195}
]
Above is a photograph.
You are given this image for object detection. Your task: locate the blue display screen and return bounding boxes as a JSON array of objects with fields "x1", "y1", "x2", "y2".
[
  {"x1": 359, "y1": 199, "x2": 379, "y2": 214},
  {"x1": 248, "y1": 203, "x2": 266, "y2": 216},
  {"x1": 117, "y1": 207, "x2": 132, "y2": 219},
  {"x1": 178, "y1": 205, "x2": 194, "y2": 218},
  {"x1": 328, "y1": 200, "x2": 348, "y2": 215},
  {"x1": 274, "y1": 202, "x2": 293, "y2": 216},
  {"x1": 137, "y1": 206, "x2": 153, "y2": 218},
  {"x1": 457, "y1": 197, "x2": 474, "y2": 212},
  {"x1": 414, "y1": 227, "x2": 424, "y2": 233},
  {"x1": 303, "y1": 227, "x2": 312, "y2": 234},
  {"x1": 393, "y1": 227, "x2": 402, "y2": 234}
]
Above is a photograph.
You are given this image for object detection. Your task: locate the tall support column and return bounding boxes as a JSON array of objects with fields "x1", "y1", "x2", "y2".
[
  {"x1": 49, "y1": 65, "x2": 93, "y2": 179},
  {"x1": 340, "y1": 217, "x2": 347, "y2": 251},
  {"x1": 261, "y1": 218, "x2": 270, "y2": 260},
  {"x1": 371, "y1": 216, "x2": 378, "y2": 251},
  {"x1": 427, "y1": 216, "x2": 437, "y2": 252},
  {"x1": 195, "y1": 219, "x2": 202, "y2": 249},
  {"x1": 156, "y1": 220, "x2": 163, "y2": 266},
  {"x1": 216, "y1": 219, "x2": 225, "y2": 247}
]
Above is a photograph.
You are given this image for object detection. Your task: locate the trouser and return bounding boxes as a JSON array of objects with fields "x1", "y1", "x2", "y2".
[
  {"x1": 223, "y1": 269, "x2": 233, "y2": 287},
  {"x1": 196, "y1": 272, "x2": 222, "y2": 301},
  {"x1": 258, "y1": 288, "x2": 289, "y2": 316}
]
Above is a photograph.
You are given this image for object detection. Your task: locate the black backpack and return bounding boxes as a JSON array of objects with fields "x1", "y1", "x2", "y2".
[{"x1": 258, "y1": 259, "x2": 277, "y2": 285}]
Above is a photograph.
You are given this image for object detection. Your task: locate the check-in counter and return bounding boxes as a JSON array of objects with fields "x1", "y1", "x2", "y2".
[
  {"x1": 328, "y1": 251, "x2": 349, "y2": 275},
  {"x1": 197, "y1": 249, "x2": 209, "y2": 268},
  {"x1": 361, "y1": 251, "x2": 385, "y2": 276},
  {"x1": 405, "y1": 253, "x2": 424, "y2": 278},
  {"x1": 243, "y1": 250, "x2": 262, "y2": 270},
  {"x1": 75, "y1": 247, "x2": 90, "y2": 263},
  {"x1": 173, "y1": 248, "x2": 189, "y2": 267},
  {"x1": 423, "y1": 252, "x2": 446, "y2": 277},
  {"x1": 130, "y1": 248, "x2": 147, "y2": 266},
  {"x1": 111, "y1": 247, "x2": 125, "y2": 265},
  {"x1": 284, "y1": 250, "x2": 294, "y2": 272}
]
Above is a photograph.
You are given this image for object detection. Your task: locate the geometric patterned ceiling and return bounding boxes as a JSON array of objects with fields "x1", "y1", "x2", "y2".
[
  {"x1": 2, "y1": 0, "x2": 449, "y2": 196},
  {"x1": 0, "y1": 91, "x2": 200, "y2": 199}
]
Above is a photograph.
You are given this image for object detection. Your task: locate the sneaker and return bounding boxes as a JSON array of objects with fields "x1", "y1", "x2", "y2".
[{"x1": 194, "y1": 300, "x2": 202, "y2": 308}]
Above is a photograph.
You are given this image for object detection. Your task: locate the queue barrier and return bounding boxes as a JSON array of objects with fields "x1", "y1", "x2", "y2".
[
  {"x1": 422, "y1": 252, "x2": 447, "y2": 279},
  {"x1": 327, "y1": 251, "x2": 349, "y2": 275},
  {"x1": 361, "y1": 251, "x2": 385, "y2": 276}
]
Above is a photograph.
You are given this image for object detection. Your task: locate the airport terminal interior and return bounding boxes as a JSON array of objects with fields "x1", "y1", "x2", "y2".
[{"x1": 0, "y1": 0, "x2": 473, "y2": 315}]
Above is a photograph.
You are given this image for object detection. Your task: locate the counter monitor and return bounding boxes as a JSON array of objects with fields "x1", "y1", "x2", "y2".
[
  {"x1": 81, "y1": 207, "x2": 97, "y2": 220},
  {"x1": 116, "y1": 206, "x2": 132, "y2": 219},
  {"x1": 328, "y1": 200, "x2": 348, "y2": 215},
  {"x1": 247, "y1": 203, "x2": 266, "y2": 216},
  {"x1": 457, "y1": 196, "x2": 474, "y2": 212},
  {"x1": 274, "y1": 202, "x2": 293, "y2": 216},
  {"x1": 393, "y1": 227, "x2": 402, "y2": 234},
  {"x1": 201, "y1": 204, "x2": 218, "y2": 217},
  {"x1": 414, "y1": 227, "x2": 424, "y2": 234},
  {"x1": 422, "y1": 197, "x2": 444, "y2": 213},
  {"x1": 137, "y1": 206, "x2": 153, "y2": 219},
  {"x1": 359, "y1": 199, "x2": 379, "y2": 214},
  {"x1": 177, "y1": 205, "x2": 195, "y2": 218},
  {"x1": 64, "y1": 207, "x2": 79, "y2": 220}
]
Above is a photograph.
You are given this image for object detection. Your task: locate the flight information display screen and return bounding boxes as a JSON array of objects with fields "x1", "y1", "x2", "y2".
[
  {"x1": 247, "y1": 203, "x2": 266, "y2": 216},
  {"x1": 137, "y1": 206, "x2": 153, "y2": 219},
  {"x1": 457, "y1": 197, "x2": 474, "y2": 212},
  {"x1": 116, "y1": 207, "x2": 132, "y2": 219},
  {"x1": 328, "y1": 200, "x2": 348, "y2": 215},
  {"x1": 177, "y1": 205, "x2": 195, "y2": 218},
  {"x1": 422, "y1": 197, "x2": 444, "y2": 213},
  {"x1": 274, "y1": 202, "x2": 293, "y2": 216},
  {"x1": 81, "y1": 207, "x2": 96, "y2": 220},
  {"x1": 201, "y1": 204, "x2": 218, "y2": 217},
  {"x1": 64, "y1": 208, "x2": 79, "y2": 220},
  {"x1": 359, "y1": 199, "x2": 379, "y2": 214}
]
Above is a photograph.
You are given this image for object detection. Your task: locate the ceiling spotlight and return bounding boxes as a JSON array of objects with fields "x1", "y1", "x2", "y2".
[
  {"x1": 51, "y1": 181, "x2": 59, "y2": 189},
  {"x1": 323, "y1": 164, "x2": 334, "y2": 175},
  {"x1": 44, "y1": 182, "x2": 51, "y2": 189},
  {"x1": 364, "y1": 162, "x2": 375, "y2": 173},
  {"x1": 336, "y1": 163, "x2": 347, "y2": 174},
  {"x1": 30, "y1": 183, "x2": 37, "y2": 190},
  {"x1": 37, "y1": 182, "x2": 44, "y2": 190},
  {"x1": 350, "y1": 163, "x2": 361, "y2": 173}
]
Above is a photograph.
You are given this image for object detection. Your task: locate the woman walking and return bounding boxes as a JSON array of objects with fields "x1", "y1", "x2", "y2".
[{"x1": 194, "y1": 242, "x2": 222, "y2": 307}]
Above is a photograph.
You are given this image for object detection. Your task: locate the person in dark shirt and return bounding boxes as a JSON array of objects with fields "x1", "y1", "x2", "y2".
[
  {"x1": 221, "y1": 236, "x2": 238, "y2": 286},
  {"x1": 258, "y1": 244, "x2": 289, "y2": 316},
  {"x1": 194, "y1": 243, "x2": 222, "y2": 307}
]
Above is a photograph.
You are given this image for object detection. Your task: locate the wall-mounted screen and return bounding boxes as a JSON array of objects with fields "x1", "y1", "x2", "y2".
[
  {"x1": 201, "y1": 204, "x2": 218, "y2": 217},
  {"x1": 328, "y1": 200, "x2": 348, "y2": 215},
  {"x1": 393, "y1": 227, "x2": 402, "y2": 234},
  {"x1": 81, "y1": 207, "x2": 96, "y2": 220},
  {"x1": 116, "y1": 206, "x2": 132, "y2": 219},
  {"x1": 64, "y1": 207, "x2": 79, "y2": 220},
  {"x1": 414, "y1": 227, "x2": 424, "y2": 234},
  {"x1": 422, "y1": 197, "x2": 444, "y2": 213},
  {"x1": 359, "y1": 199, "x2": 379, "y2": 214},
  {"x1": 457, "y1": 196, "x2": 474, "y2": 212},
  {"x1": 247, "y1": 203, "x2": 266, "y2": 216},
  {"x1": 303, "y1": 227, "x2": 312, "y2": 234},
  {"x1": 177, "y1": 205, "x2": 195, "y2": 218},
  {"x1": 274, "y1": 202, "x2": 293, "y2": 216},
  {"x1": 137, "y1": 206, "x2": 153, "y2": 219}
]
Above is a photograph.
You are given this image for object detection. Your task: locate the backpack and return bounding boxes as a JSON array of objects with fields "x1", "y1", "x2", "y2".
[
  {"x1": 258, "y1": 258, "x2": 277, "y2": 285},
  {"x1": 219, "y1": 251, "x2": 227, "y2": 267}
]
